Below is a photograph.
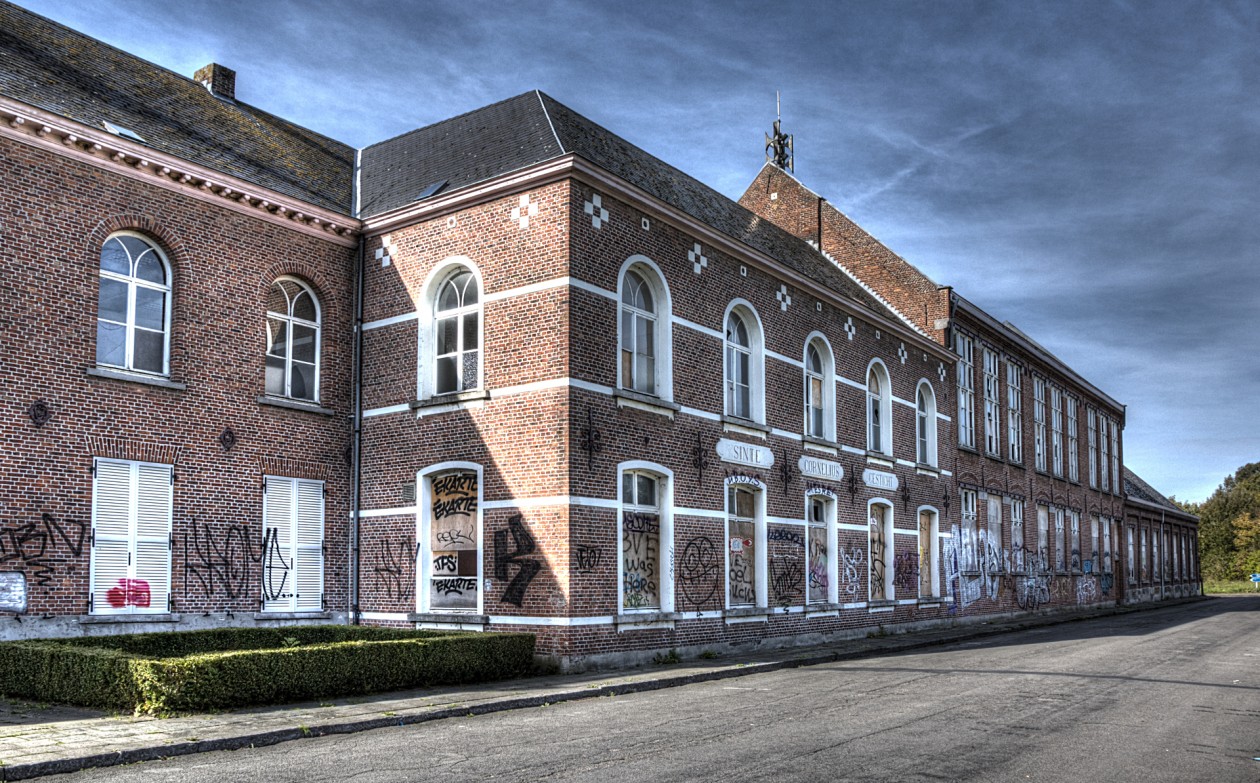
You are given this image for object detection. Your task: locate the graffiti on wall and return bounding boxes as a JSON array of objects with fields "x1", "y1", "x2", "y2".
[
  {"x1": 807, "y1": 527, "x2": 828, "y2": 598},
  {"x1": 623, "y1": 512, "x2": 660, "y2": 609},
  {"x1": 0, "y1": 513, "x2": 88, "y2": 587},
  {"x1": 261, "y1": 527, "x2": 290, "y2": 602},
  {"x1": 770, "y1": 556, "x2": 803, "y2": 605},
  {"x1": 183, "y1": 520, "x2": 261, "y2": 601},
  {"x1": 678, "y1": 536, "x2": 718, "y2": 608},
  {"x1": 493, "y1": 514, "x2": 540, "y2": 607},
  {"x1": 373, "y1": 538, "x2": 417, "y2": 602},
  {"x1": 838, "y1": 546, "x2": 864, "y2": 600},
  {"x1": 728, "y1": 521, "x2": 756, "y2": 605}
]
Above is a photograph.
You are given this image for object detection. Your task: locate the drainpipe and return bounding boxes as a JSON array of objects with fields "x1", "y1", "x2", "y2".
[{"x1": 349, "y1": 149, "x2": 365, "y2": 625}]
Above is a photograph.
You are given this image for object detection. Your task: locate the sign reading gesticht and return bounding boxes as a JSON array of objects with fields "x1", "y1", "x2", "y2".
[
  {"x1": 798, "y1": 456, "x2": 843, "y2": 482},
  {"x1": 862, "y1": 468, "x2": 899, "y2": 492},
  {"x1": 715, "y1": 439, "x2": 774, "y2": 469}
]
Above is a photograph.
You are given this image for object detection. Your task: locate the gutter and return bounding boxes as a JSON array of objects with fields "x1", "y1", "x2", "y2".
[{"x1": 349, "y1": 148, "x2": 365, "y2": 624}]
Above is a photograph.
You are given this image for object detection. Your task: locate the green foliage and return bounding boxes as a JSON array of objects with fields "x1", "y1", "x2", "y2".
[
  {"x1": 651, "y1": 648, "x2": 681, "y2": 665},
  {"x1": 0, "y1": 627, "x2": 535, "y2": 714},
  {"x1": 1203, "y1": 579, "x2": 1259, "y2": 594},
  {"x1": 1196, "y1": 462, "x2": 1260, "y2": 581}
]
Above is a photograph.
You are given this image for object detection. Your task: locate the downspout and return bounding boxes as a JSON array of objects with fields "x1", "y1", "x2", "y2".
[{"x1": 349, "y1": 148, "x2": 365, "y2": 625}]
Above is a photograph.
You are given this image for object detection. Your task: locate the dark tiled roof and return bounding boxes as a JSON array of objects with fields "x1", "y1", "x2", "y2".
[
  {"x1": 362, "y1": 90, "x2": 896, "y2": 319},
  {"x1": 0, "y1": 1, "x2": 354, "y2": 213},
  {"x1": 1124, "y1": 468, "x2": 1196, "y2": 520}
]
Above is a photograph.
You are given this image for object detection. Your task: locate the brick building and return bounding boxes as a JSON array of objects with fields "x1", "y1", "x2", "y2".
[{"x1": 0, "y1": 1, "x2": 1197, "y2": 666}]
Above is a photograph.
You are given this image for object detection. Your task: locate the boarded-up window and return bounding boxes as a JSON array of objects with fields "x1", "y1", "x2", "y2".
[
  {"x1": 961, "y1": 490, "x2": 978, "y2": 572},
  {"x1": 807, "y1": 496, "x2": 829, "y2": 604},
  {"x1": 90, "y1": 459, "x2": 172, "y2": 614},
  {"x1": 1054, "y1": 508, "x2": 1066, "y2": 572},
  {"x1": 727, "y1": 486, "x2": 756, "y2": 607},
  {"x1": 918, "y1": 509, "x2": 935, "y2": 597},
  {"x1": 621, "y1": 471, "x2": 661, "y2": 610},
  {"x1": 869, "y1": 503, "x2": 891, "y2": 601},
  {"x1": 262, "y1": 477, "x2": 324, "y2": 612},
  {"x1": 430, "y1": 471, "x2": 479, "y2": 610},
  {"x1": 1011, "y1": 501, "x2": 1025, "y2": 572},
  {"x1": 1037, "y1": 505, "x2": 1050, "y2": 571}
]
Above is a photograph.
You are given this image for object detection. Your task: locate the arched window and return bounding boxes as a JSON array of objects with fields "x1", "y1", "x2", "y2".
[
  {"x1": 803, "y1": 335, "x2": 835, "y2": 440},
  {"x1": 96, "y1": 232, "x2": 171, "y2": 375},
  {"x1": 265, "y1": 277, "x2": 320, "y2": 401},
  {"x1": 618, "y1": 260, "x2": 671, "y2": 399},
  {"x1": 725, "y1": 311, "x2": 752, "y2": 419},
  {"x1": 434, "y1": 268, "x2": 480, "y2": 395},
  {"x1": 867, "y1": 362, "x2": 891, "y2": 454},
  {"x1": 724, "y1": 302, "x2": 764, "y2": 422},
  {"x1": 916, "y1": 381, "x2": 937, "y2": 467}
]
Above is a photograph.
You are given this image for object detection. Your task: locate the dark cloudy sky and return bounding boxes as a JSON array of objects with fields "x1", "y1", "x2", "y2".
[{"x1": 20, "y1": 0, "x2": 1258, "y2": 503}]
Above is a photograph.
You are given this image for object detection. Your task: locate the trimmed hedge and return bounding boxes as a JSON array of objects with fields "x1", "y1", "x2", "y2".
[{"x1": 0, "y1": 627, "x2": 535, "y2": 714}]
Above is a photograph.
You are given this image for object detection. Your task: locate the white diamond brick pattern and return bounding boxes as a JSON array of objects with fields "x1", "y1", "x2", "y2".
[
  {"x1": 374, "y1": 233, "x2": 397, "y2": 267},
  {"x1": 510, "y1": 194, "x2": 539, "y2": 229},
  {"x1": 584, "y1": 193, "x2": 609, "y2": 229},
  {"x1": 939, "y1": 363, "x2": 947, "y2": 383},
  {"x1": 776, "y1": 284, "x2": 792, "y2": 312},
  {"x1": 898, "y1": 342, "x2": 908, "y2": 365},
  {"x1": 688, "y1": 242, "x2": 708, "y2": 275},
  {"x1": 844, "y1": 316, "x2": 856, "y2": 341}
]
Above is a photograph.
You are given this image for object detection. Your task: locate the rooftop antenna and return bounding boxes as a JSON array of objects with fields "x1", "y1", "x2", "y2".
[{"x1": 766, "y1": 90, "x2": 794, "y2": 172}]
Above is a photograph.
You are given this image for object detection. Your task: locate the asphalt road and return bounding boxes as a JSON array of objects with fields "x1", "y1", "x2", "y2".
[{"x1": 51, "y1": 596, "x2": 1260, "y2": 782}]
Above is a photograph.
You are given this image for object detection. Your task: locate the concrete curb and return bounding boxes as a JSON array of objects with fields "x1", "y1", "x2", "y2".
[{"x1": 0, "y1": 597, "x2": 1207, "y2": 781}]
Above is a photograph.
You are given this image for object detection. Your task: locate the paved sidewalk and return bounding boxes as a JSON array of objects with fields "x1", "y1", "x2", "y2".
[{"x1": 0, "y1": 599, "x2": 1202, "y2": 781}]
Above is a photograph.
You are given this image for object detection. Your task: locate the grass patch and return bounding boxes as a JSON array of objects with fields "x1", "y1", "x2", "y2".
[
  {"x1": 0, "y1": 626, "x2": 534, "y2": 714},
  {"x1": 1204, "y1": 579, "x2": 1258, "y2": 594}
]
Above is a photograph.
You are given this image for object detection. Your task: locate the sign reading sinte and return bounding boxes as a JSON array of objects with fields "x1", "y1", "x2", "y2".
[{"x1": 715, "y1": 439, "x2": 774, "y2": 469}]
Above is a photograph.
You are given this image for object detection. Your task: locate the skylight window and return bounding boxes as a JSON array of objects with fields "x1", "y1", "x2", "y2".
[
  {"x1": 415, "y1": 180, "x2": 447, "y2": 201},
  {"x1": 102, "y1": 121, "x2": 146, "y2": 144}
]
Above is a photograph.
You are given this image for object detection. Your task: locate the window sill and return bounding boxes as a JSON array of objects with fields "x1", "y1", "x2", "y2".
[
  {"x1": 985, "y1": 451, "x2": 1004, "y2": 463},
  {"x1": 613, "y1": 389, "x2": 679, "y2": 419},
  {"x1": 916, "y1": 463, "x2": 941, "y2": 477},
  {"x1": 724, "y1": 606, "x2": 769, "y2": 624},
  {"x1": 721, "y1": 416, "x2": 769, "y2": 438},
  {"x1": 410, "y1": 389, "x2": 491, "y2": 414},
  {"x1": 79, "y1": 613, "x2": 180, "y2": 624},
  {"x1": 408, "y1": 611, "x2": 490, "y2": 626},
  {"x1": 252, "y1": 611, "x2": 332, "y2": 621},
  {"x1": 86, "y1": 366, "x2": 186, "y2": 390},
  {"x1": 1008, "y1": 459, "x2": 1026, "y2": 470},
  {"x1": 257, "y1": 396, "x2": 336, "y2": 416},
  {"x1": 802, "y1": 436, "x2": 839, "y2": 455},
  {"x1": 615, "y1": 610, "x2": 678, "y2": 630},
  {"x1": 868, "y1": 600, "x2": 897, "y2": 613},
  {"x1": 866, "y1": 451, "x2": 894, "y2": 468},
  {"x1": 957, "y1": 444, "x2": 980, "y2": 456},
  {"x1": 916, "y1": 597, "x2": 943, "y2": 608}
]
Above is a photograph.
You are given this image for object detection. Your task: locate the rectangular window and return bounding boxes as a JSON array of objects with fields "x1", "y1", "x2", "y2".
[
  {"x1": 1103, "y1": 517, "x2": 1113, "y2": 575},
  {"x1": 427, "y1": 470, "x2": 479, "y2": 611},
  {"x1": 1110, "y1": 420, "x2": 1121, "y2": 494},
  {"x1": 956, "y1": 334, "x2": 975, "y2": 449},
  {"x1": 983, "y1": 349, "x2": 1000, "y2": 456},
  {"x1": 728, "y1": 486, "x2": 758, "y2": 607},
  {"x1": 1087, "y1": 408, "x2": 1098, "y2": 488},
  {"x1": 985, "y1": 496, "x2": 1002, "y2": 574},
  {"x1": 807, "y1": 496, "x2": 831, "y2": 605},
  {"x1": 961, "y1": 490, "x2": 978, "y2": 572},
  {"x1": 1050, "y1": 386, "x2": 1063, "y2": 476},
  {"x1": 262, "y1": 476, "x2": 325, "y2": 612},
  {"x1": 1090, "y1": 515, "x2": 1100, "y2": 574},
  {"x1": 1099, "y1": 416, "x2": 1110, "y2": 492},
  {"x1": 1153, "y1": 531, "x2": 1161, "y2": 581},
  {"x1": 623, "y1": 471, "x2": 662, "y2": 610},
  {"x1": 1054, "y1": 508, "x2": 1066, "y2": 572},
  {"x1": 1066, "y1": 397, "x2": 1079, "y2": 482},
  {"x1": 918, "y1": 509, "x2": 938, "y2": 598},
  {"x1": 1127, "y1": 527, "x2": 1136, "y2": 584},
  {"x1": 869, "y1": 503, "x2": 893, "y2": 601},
  {"x1": 90, "y1": 459, "x2": 172, "y2": 614},
  {"x1": 1007, "y1": 363, "x2": 1023, "y2": 463},
  {"x1": 1033, "y1": 377, "x2": 1047, "y2": 472},
  {"x1": 1010, "y1": 500, "x2": 1025, "y2": 572},
  {"x1": 1069, "y1": 511, "x2": 1081, "y2": 572},
  {"x1": 1037, "y1": 505, "x2": 1049, "y2": 572},
  {"x1": 1140, "y1": 528, "x2": 1149, "y2": 583}
]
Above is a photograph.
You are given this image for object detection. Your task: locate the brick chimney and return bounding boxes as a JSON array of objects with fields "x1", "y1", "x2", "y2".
[{"x1": 194, "y1": 63, "x2": 236, "y2": 101}]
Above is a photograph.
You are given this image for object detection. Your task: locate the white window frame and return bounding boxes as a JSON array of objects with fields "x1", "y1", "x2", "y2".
[
  {"x1": 1099, "y1": 416, "x2": 1110, "y2": 492},
  {"x1": 722, "y1": 300, "x2": 766, "y2": 424},
  {"x1": 417, "y1": 461, "x2": 483, "y2": 614},
  {"x1": 1054, "y1": 507, "x2": 1066, "y2": 572},
  {"x1": 261, "y1": 475, "x2": 325, "y2": 613},
  {"x1": 961, "y1": 489, "x2": 978, "y2": 572},
  {"x1": 1110, "y1": 419, "x2": 1121, "y2": 494},
  {"x1": 1007, "y1": 362, "x2": 1023, "y2": 463},
  {"x1": 917, "y1": 506, "x2": 940, "y2": 598},
  {"x1": 89, "y1": 458, "x2": 172, "y2": 615},
  {"x1": 985, "y1": 495, "x2": 1002, "y2": 574},
  {"x1": 868, "y1": 499, "x2": 894, "y2": 601},
  {"x1": 418, "y1": 257, "x2": 484, "y2": 401},
  {"x1": 916, "y1": 380, "x2": 938, "y2": 467},
  {"x1": 1011, "y1": 499, "x2": 1025, "y2": 572},
  {"x1": 619, "y1": 461, "x2": 674, "y2": 613},
  {"x1": 955, "y1": 333, "x2": 975, "y2": 449},
  {"x1": 1069, "y1": 510, "x2": 1081, "y2": 572},
  {"x1": 617, "y1": 256, "x2": 673, "y2": 400},
  {"x1": 265, "y1": 276, "x2": 322, "y2": 402},
  {"x1": 982, "y1": 348, "x2": 1001, "y2": 456},
  {"x1": 96, "y1": 231, "x2": 173, "y2": 377},
  {"x1": 803, "y1": 333, "x2": 836, "y2": 441},
  {"x1": 1090, "y1": 514, "x2": 1100, "y2": 574},
  {"x1": 1066, "y1": 396, "x2": 1079, "y2": 482},
  {"x1": 1088, "y1": 408, "x2": 1098, "y2": 487},
  {"x1": 1033, "y1": 377, "x2": 1047, "y2": 472},
  {"x1": 1050, "y1": 385, "x2": 1063, "y2": 477},
  {"x1": 867, "y1": 360, "x2": 892, "y2": 456},
  {"x1": 1037, "y1": 505, "x2": 1050, "y2": 572},
  {"x1": 806, "y1": 489, "x2": 839, "y2": 605},
  {"x1": 725, "y1": 477, "x2": 767, "y2": 609}
]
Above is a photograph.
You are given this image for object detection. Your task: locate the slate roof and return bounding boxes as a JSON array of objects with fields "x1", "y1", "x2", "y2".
[
  {"x1": 0, "y1": 0, "x2": 354, "y2": 213},
  {"x1": 361, "y1": 90, "x2": 898, "y2": 320},
  {"x1": 1124, "y1": 468, "x2": 1196, "y2": 520}
]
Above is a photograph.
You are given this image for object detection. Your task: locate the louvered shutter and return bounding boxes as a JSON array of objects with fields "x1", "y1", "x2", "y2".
[
  {"x1": 262, "y1": 478, "x2": 295, "y2": 611},
  {"x1": 90, "y1": 460, "x2": 133, "y2": 615},
  {"x1": 294, "y1": 480, "x2": 324, "y2": 612},
  {"x1": 133, "y1": 464, "x2": 172, "y2": 613}
]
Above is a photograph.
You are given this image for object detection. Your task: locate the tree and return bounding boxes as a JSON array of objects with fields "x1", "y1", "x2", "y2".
[{"x1": 1195, "y1": 462, "x2": 1260, "y2": 580}]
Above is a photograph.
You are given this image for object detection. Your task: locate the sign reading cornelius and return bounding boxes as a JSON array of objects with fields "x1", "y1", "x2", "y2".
[
  {"x1": 798, "y1": 456, "x2": 843, "y2": 482},
  {"x1": 715, "y1": 439, "x2": 775, "y2": 469}
]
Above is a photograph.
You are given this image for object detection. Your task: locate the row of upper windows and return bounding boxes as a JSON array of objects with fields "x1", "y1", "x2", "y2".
[
  {"x1": 425, "y1": 258, "x2": 942, "y2": 465},
  {"x1": 96, "y1": 232, "x2": 321, "y2": 403},
  {"x1": 954, "y1": 333, "x2": 1120, "y2": 492}
]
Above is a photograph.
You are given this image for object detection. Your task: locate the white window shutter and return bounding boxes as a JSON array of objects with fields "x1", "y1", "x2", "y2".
[
  {"x1": 262, "y1": 478, "x2": 295, "y2": 612},
  {"x1": 294, "y1": 480, "x2": 324, "y2": 611},
  {"x1": 133, "y1": 464, "x2": 172, "y2": 613},
  {"x1": 90, "y1": 460, "x2": 133, "y2": 615}
]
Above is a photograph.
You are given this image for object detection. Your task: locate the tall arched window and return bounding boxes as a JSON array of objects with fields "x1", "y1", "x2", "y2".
[
  {"x1": 618, "y1": 260, "x2": 671, "y2": 399},
  {"x1": 97, "y1": 232, "x2": 171, "y2": 375},
  {"x1": 434, "y1": 268, "x2": 480, "y2": 395},
  {"x1": 867, "y1": 362, "x2": 891, "y2": 454},
  {"x1": 803, "y1": 335, "x2": 835, "y2": 441},
  {"x1": 725, "y1": 311, "x2": 752, "y2": 419},
  {"x1": 265, "y1": 277, "x2": 320, "y2": 401},
  {"x1": 916, "y1": 381, "x2": 937, "y2": 467}
]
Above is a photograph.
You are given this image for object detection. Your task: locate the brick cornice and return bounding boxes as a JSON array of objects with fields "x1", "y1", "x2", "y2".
[{"x1": 0, "y1": 95, "x2": 360, "y2": 247}]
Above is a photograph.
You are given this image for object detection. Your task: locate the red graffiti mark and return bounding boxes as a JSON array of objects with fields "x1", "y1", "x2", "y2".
[{"x1": 106, "y1": 578, "x2": 150, "y2": 608}]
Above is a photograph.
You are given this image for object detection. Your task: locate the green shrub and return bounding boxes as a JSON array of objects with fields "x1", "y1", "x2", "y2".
[{"x1": 0, "y1": 628, "x2": 534, "y2": 714}]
